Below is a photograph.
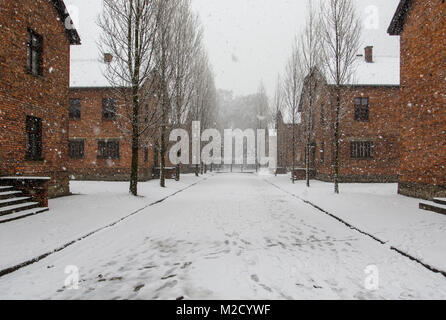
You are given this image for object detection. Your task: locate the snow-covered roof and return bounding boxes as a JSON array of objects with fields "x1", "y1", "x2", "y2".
[
  {"x1": 325, "y1": 55, "x2": 400, "y2": 87},
  {"x1": 350, "y1": 55, "x2": 400, "y2": 86},
  {"x1": 67, "y1": 0, "x2": 110, "y2": 88},
  {"x1": 388, "y1": 0, "x2": 412, "y2": 35},
  {"x1": 70, "y1": 58, "x2": 111, "y2": 88},
  {"x1": 51, "y1": 0, "x2": 81, "y2": 45}
]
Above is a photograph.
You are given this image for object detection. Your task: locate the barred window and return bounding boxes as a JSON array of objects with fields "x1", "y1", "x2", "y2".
[
  {"x1": 350, "y1": 141, "x2": 373, "y2": 159},
  {"x1": 102, "y1": 98, "x2": 116, "y2": 120},
  {"x1": 69, "y1": 140, "x2": 85, "y2": 159},
  {"x1": 354, "y1": 97, "x2": 369, "y2": 121},
  {"x1": 25, "y1": 116, "x2": 42, "y2": 161},
  {"x1": 27, "y1": 29, "x2": 43, "y2": 76},
  {"x1": 98, "y1": 140, "x2": 119, "y2": 159},
  {"x1": 69, "y1": 99, "x2": 81, "y2": 120}
]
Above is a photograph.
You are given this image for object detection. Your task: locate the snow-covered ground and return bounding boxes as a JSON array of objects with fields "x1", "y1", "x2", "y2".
[
  {"x1": 0, "y1": 174, "x2": 205, "y2": 271},
  {"x1": 0, "y1": 173, "x2": 445, "y2": 300},
  {"x1": 264, "y1": 174, "x2": 446, "y2": 272}
]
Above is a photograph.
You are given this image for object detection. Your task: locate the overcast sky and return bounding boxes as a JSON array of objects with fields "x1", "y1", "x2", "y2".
[{"x1": 66, "y1": 0, "x2": 401, "y2": 97}]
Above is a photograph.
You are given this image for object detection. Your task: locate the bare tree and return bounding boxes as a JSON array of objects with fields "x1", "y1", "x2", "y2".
[
  {"x1": 154, "y1": 0, "x2": 177, "y2": 188},
  {"x1": 272, "y1": 74, "x2": 283, "y2": 176},
  {"x1": 299, "y1": 0, "x2": 321, "y2": 188},
  {"x1": 188, "y1": 50, "x2": 218, "y2": 176},
  {"x1": 170, "y1": 0, "x2": 203, "y2": 181},
  {"x1": 319, "y1": 0, "x2": 361, "y2": 194},
  {"x1": 283, "y1": 40, "x2": 303, "y2": 184},
  {"x1": 98, "y1": 0, "x2": 160, "y2": 196},
  {"x1": 272, "y1": 75, "x2": 283, "y2": 130}
]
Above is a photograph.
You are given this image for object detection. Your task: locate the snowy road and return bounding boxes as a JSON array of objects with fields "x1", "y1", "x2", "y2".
[{"x1": 1, "y1": 174, "x2": 445, "y2": 299}]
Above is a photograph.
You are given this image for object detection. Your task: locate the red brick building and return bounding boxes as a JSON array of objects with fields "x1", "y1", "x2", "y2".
[
  {"x1": 0, "y1": 0, "x2": 80, "y2": 201},
  {"x1": 68, "y1": 85, "x2": 155, "y2": 181},
  {"x1": 276, "y1": 111, "x2": 302, "y2": 172},
  {"x1": 388, "y1": 0, "x2": 446, "y2": 199},
  {"x1": 298, "y1": 47, "x2": 401, "y2": 183}
]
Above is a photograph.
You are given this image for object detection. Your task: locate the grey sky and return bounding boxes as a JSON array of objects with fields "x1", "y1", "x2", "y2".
[{"x1": 66, "y1": 0, "x2": 401, "y2": 97}]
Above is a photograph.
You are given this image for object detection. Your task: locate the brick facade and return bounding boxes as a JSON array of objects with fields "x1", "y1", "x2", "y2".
[
  {"x1": 389, "y1": 0, "x2": 446, "y2": 199},
  {"x1": 298, "y1": 70, "x2": 400, "y2": 183},
  {"x1": 68, "y1": 87, "x2": 155, "y2": 181},
  {"x1": 0, "y1": 0, "x2": 80, "y2": 198},
  {"x1": 276, "y1": 112, "x2": 302, "y2": 171}
]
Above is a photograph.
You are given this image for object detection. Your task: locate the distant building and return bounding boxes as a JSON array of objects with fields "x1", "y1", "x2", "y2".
[
  {"x1": 68, "y1": 56, "x2": 156, "y2": 181},
  {"x1": 0, "y1": 0, "x2": 80, "y2": 207},
  {"x1": 298, "y1": 46, "x2": 401, "y2": 183},
  {"x1": 276, "y1": 111, "x2": 302, "y2": 172},
  {"x1": 388, "y1": 0, "x2": 445, "y2": 199}
]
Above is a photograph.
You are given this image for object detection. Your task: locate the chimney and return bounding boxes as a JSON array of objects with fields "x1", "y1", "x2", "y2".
[
  {"x1": 104, "y1": 53, "x2": 113, "y2": 63},
  {"x1": 364, "y1": 46, "x2": 373, "y2": 63}
]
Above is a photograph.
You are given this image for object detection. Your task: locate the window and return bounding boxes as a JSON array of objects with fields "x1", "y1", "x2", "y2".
[
  {"x1": 98, "y1": 140, "x2": 119, "y2": 159},
  {"x1": 320, "y1": 142, "x2": 325, "y2": 164},
  {"x1": 350, "y1": 141, "x2": 373, "y2": 159},
  {"x1": 320, "y1": 104, "x2": 325, "y2": 125},
  {"x1": 102, "y1": 98, "x2": 116, "y2": 120},
  {"x1": 311, "y1": 111, "x2": 314, "y2": 129},
  {"x1": 26, "y1": 29, "x2": 43, "y2": 76},
  {"x1": 144, "y1": 104, "x2": 149, "y2": 123},
  {"x1": 69, "y1": 140, "x2": 85, "y2": 159},
  {"x1": 69, "y1": 99, "x2": 81, "y2": 120},
  {"x1": 25, "y1": 116, "x2": 42, "y2": 161},
  {"x1": 354, "y1": 97, "x2": 369, "y2": 121},
  {"x1": 144, "y1": 147, "x2": 149, "y2": 163}
]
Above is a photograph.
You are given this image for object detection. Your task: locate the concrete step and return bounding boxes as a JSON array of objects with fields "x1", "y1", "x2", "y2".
[
  {"x1": 0, "y1": 207, "x2": 49, "y2": 224},
  {"x1": 0, "y1": 197, "x2": 31, "y2": 209},
  {"x1": 0, "y1": 202, "x2": 39, "y2": 216},
  {"x1": 433, "y1": 198, "x2": 446, "y2": 206},
  {"x1": 419, "y1": 201, "x2": 446, "y2": 215},
  {"x1": 0, "y1": 190, "x2": 22, "y2": 200},
  {"x1": 0, "y1": 186, "x2": 14, "y2": 191}
]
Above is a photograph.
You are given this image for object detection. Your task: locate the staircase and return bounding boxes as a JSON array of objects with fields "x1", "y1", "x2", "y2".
[
  {"x1": 0, "y1": 186, "x2": 49, "y2": 224},
  {"x1": 419, "y1": 198, "x2": 446, "y2": 215}
]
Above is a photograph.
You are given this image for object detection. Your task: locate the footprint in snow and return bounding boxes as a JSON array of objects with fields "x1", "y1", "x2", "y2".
[{"x1": 134, "y1": 284, "x2": 145, "y2": 292}]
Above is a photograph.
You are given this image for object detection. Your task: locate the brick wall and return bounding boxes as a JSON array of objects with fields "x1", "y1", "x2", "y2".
[
  {"x1": 0, "y1": 0, "x2": 72, "y2": 198},
  {"x1": 398, "y1": 0, "x2": 446, "y2": 199},
  {"x1": 68, "y1": 88, "x2": 155, "y2": 181},
  {"x1": 276, "y1": 114, "x2": 302, "y2": 170},
  {"x1": 299, "y1": 73, "x2": 401, "y2": 183}
]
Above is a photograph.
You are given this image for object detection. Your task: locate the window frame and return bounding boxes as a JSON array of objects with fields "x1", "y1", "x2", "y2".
[
  {"x1": 68, "y1": 139, "x2": 85, "y2": 159},
  {"x1": 354, "y1": 97, "x2": 369, "y2": 122},
  {"x1": 350, "y1": 141, "x2": 373, "y2": 159},
  {"x1": 26, "y1": 28, "x2": 43, "y2": 76},
  {"x1": 320, "y1": 141, "x2": 325, "y2": 164},
  {"x1": 144, "y1": 147, "x2": 149, "y2": 163},
  {"x1": 97, "y1": 140, "x2": 120, "y2": 159},
  {"x1": 25, "y1": 116, "x2": 43, "y2": 161},
  {"x1": 102, "y1": 98, "x2": 116, "y2": 120},
  {"x1": 320, "y1": 104, "x2": 325, "y2": 125},
  {"x1": 69, "y1": 99, "x2": 81, "y2": 120}
]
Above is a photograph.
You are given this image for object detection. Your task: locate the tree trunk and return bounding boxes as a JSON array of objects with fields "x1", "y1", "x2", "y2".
[
  {"x1": 130, "y1": 128, "x2": 139, "y2": 196},
  {"x1": 292, "y1": 121, "x2": 296, "y2": 184},
  {"x1": 333, "y1": 87, "x2": 341, "y2": 194},
  {"x1": 160, "y1": 124, "x2": 166, "y2": 188},
  {"x1": 306, "y1": 87, "x2": 312, "y2": 188},
  {"x1": 175, "y1": 164, "x2": 180, "y2": 181}
]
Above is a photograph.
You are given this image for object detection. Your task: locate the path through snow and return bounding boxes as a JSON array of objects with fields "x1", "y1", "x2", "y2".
[{"x1": 1, "y1": 174, "x2": 445, "y2": 299}]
